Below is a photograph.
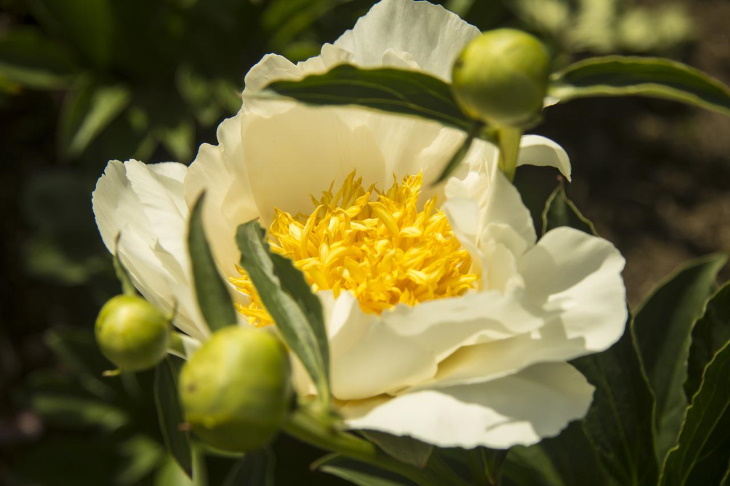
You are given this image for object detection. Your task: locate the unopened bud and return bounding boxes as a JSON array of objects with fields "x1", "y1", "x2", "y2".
[
  {"x1": 179, "y1": 326, "x2": 292, "y2": 453},
  {"x1": 452, "y1": 29, "x2": 550, "y2": 127},
  {"x1": 95, "y1": 295, "x2": 171, "y2": 371}
]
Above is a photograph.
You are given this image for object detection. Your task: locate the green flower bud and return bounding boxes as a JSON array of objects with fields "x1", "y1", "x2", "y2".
[
  {"x1": 179, "y1": 326, "x2": 292, "y2": 453},
  {"x1": 95, "y1": 295, "x2": 171, "y2": 371},
  {"x1": 452, "y1": 29, "x2": 551, "y2": 127}
]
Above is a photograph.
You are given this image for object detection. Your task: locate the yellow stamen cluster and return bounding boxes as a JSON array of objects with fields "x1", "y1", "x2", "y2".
[{"x1": 231, "y1": 172, "x2": 478, "y2": 327}]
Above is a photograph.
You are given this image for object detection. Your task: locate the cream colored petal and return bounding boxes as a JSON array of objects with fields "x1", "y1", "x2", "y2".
[
  {"x1": 92, "y1": 160, "x2": 208, "y2": 340},
  {"x1": 185, "y1": 111, "x2": 259, "y2": 280},
  {"x1": 340, "y1": 362, "x2": 594, "y2": 449},
  {"x1": 428, "y1": 227, "x2": 626, "y2": 389},
  {"x1": 333, "y1": 0, "x2": 480, "y2": 81},
  {"x1": 518, "y1": 227, "x2": 627, "y2": 350},
  {"x1": 517, "y1": 135, "x2": 572, "y2": 181},
  {"x1": 327, "y1": 289, "x2": 543, "y2": 401}
]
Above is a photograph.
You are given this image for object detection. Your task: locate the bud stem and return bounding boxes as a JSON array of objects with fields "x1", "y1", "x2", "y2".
[
  {"x1": 497, "y1": 126, "x2": 523, "y2": 182},
  {"x1": 283, "y1": 404, "x2": 470, "y2": 486}
]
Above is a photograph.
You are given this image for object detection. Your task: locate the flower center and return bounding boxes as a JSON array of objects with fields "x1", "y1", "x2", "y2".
[{"x1": 231, "y1": 172, "x2": 478, "y2": 326}]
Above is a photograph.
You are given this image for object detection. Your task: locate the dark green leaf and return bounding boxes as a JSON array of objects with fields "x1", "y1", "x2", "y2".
[
  {"x1": 549, "y1": 56, "x2": 730, "y2": 116},
  {"x1": 154, "y1": 357, "x2": 193, "y2": 478},
  {"x1": 188, "y1": 193, "x2": 237, "y2": 332},
  {"x1": 29, "y1": 0, "x2": 114, "y2": 68},
  {"x1": 261, "y1": 64, "x2": 473, "y2": 132},
  {"x1": 0, "y1": 28, "x2": 78, "y2": 88},
  {"x1": 221, "y1": 449, "x2": 274, "y2": 486},
  {"x1": 362, "y1": 431, "x2": 433, "y2": 469},
  {"x1": 316, "y1": 454, "x2": 415, "y2": 486},
  {"x1": 236, "y1": 221, "x2": 330, "y2": 406},
  {"x1": 113, "y1": 233, "x2": 136, "y2": 296},
  {"x1": 59, "y1": 79, "x2": 132, "y2": 159},
  {"x1": 660, "y1": 341, "x2": 730, "y2": 486},
  {"x1": 634, "y1": 254, "x2": 727, "y2": 461},
  {"x1": 541, "y1": 187, "x2": 657, "y2": 485},
  {"x1": 686, "y1": 282, "x2": 730, "y2": 399},
  {"x1": 572, "y1": 327, "x2": 659, "y2": 486},
  {"x1": 503, "y1": 422, "x2": 609, "y2": 486},
  {"x1": 541, "y1": 184, "x2": 597, "y2": 236},
  {"x1": 433, "y1": 122, "x2": 483, "y2": 184},
  {"x1": 117, "y1": 436, "x2": 164, "y2": 486}
]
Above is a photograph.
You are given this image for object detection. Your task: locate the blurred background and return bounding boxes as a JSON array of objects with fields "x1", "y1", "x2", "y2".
[{"x1": 0, "y1": 0, "x2": 727, "y2": 484}]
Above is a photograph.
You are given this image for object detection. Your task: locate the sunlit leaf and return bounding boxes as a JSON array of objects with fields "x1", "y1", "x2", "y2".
[
  {"x1": 633, "y1": 254, "x2": 727, "y2": 461},
  {"x1": 235, "y1": 220, "x2": 330, "y2": 407},
  {"x1": 188, "y1": 194, "x2": 237, "y2": 332},
  {"x1": 549, "y1": 56, "x2": 730, "y2": 116},
  {"x1": 261, "y1": 64, "x2": 473, "y2": 132}
]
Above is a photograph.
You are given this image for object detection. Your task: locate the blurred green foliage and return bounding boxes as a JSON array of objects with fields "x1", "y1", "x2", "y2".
[{"x1": 0, "y1": 0, "x2": 703, "y2": 485}]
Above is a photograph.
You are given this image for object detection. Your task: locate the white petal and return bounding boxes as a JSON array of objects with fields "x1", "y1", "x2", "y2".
[
  {"x1": 340, "y1": 362, "x2": 594, "y2": 449},
  {"x1": 519, "y1": 227, "x2": 627, "y2": 350},
  {"x1": 92, "y1": 160, "x2": 208, "y2": 340},
  {"x1": 185, "y1": 111, "x2": 259, "y2": 280},
  {"x1": 333, "y1": 0, "x2": 480, "y2": 81},
  {"x1": 327, "y1": 289, "x2": 543, "y2": 400},
  {"x1": 517, "y1": 135, "x2": 572, "y2": 181}
]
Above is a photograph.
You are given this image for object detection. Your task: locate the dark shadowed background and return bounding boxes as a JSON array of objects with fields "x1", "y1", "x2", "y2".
[{"x1": 1, "y1": 0, "x2": 728, "y2": 484}]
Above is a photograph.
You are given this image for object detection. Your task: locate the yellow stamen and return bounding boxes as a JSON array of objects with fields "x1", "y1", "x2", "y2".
[{"x1": 231, "y1": 172, "x2": 478, "y2": 327}]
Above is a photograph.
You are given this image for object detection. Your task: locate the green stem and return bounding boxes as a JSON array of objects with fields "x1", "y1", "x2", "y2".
[
  {"x1": 283, "y1": 406, "x2": 465, "y2": 486},
  {"x1": 168, "y1": 331, "x2": 187, "y2": 358},
  {"x1": 496, "y1": 125, "x2": 523, "y2": 181}
]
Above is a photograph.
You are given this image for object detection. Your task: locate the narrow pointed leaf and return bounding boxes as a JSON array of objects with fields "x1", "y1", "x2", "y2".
[
  {"x1": 188, "y1": 193, "x2": 237, "y2": 332},
  {"x1": 113, "y1": 233, "x2": 136, "y2": 296},
  {"x1": 59, "y1": 81, "x2": 132, "y2": 159},
  {"x1": 633, "y1": 254, "x2": 727, "y2": 461},
  {"x1": 315, "y1": 455, "x2": 414, "y2": 486},
  {"x1": 541, "y1": 185, "x2": 597, "y2": 236},
  {"x1": 261, "y1": 64, "x2": 473, "y2": 132},
  {"x1": 235, "y1": 220, "x2": 330, "y2": 406},
  {"x1": 154, "y1": 357, "x2": 193, "y2": 478},
  {"x1": 549, "y1": 56, "x2": 730, "y2": 116},
  {"x1": 221, "y1": 449, "x2": 274, "y2": 486},
  {"x1": 686, "y1": 282, "x2": 730, "y2": 399},
  {"x1": 433, "y1": 122, "x2": 483, "y2": 184},
  {"x1": 660, "y1": 341, "x2": 730, "y2": 486},
  {"x1": 543, "y1": 187, "x2": 658, "y2": 485},
  {"x1": 362, "y1": 431, "x2": 433, "y2": 469}
]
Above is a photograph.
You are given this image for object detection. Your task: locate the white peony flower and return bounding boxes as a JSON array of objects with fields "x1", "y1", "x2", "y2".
[{"x1": 92, "y1": 0, "x2": 626, "y2": 449}]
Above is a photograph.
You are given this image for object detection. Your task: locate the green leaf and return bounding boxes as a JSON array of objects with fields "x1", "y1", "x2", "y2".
[
  {"x1": 316, "y1": 454, "x2": 415, "y2": 486},
  {"x1": 29, "y1": 0, "x2": 114, "y2": 68},
  {"x1": 117, "y1": 436, "x2": 164, "y2": 486},
  {"x1": 261, "y1": 64, "x2": 473, "y2": 133},
  {"x1": 221, "y1": 449, "x2": 274, "y2": 486},
  {"x1": 633, "y1": 254, "x2": 727, "y2": 461},
  {"x1": 541, "y1": 185, "x2": 597, "y2": 236},
  {"x1": 29, "y1": 392, "x2": 128, "y2": 430},
  {"x1": 155, "y1": 456, "x2": 194, "y2": 486},
  {"x1": 59, "y1": 80, "x2": 132, "y2": 159},
  {"x1": 660, "y1": 340, "x2": 730, "y2": 486},
  {"x1": 113, "y1": 233, "x2": 137, "y2": 296},
  {"x1": 235, "y1": 220, "x2": 331, "y2": 407},
  {"x1": 503, "y1": 422, "x2": 608, "y2": 486},
  {"x1": 154, "y1": 357, "x2": 193, "y2": 478},
  {"x1": 433, "y1": 122, "x2": 483, "y2": 184},
  {"x1": 161, "y1": 117, "x2": 195, "y2": 163},
  {"x1": 541, "y1": 186, "x2": 657, "y2": 485},
  {"x1": 549, "y1": 56, "x2": 730, "y2": 116},
  {"x1": 686, "y1": 282, "x2": 730, "y2": 400},
  {"x1": 572, "y1": 327, "x2": 659, "y2": 486},
  {"x1": 187, "y1": 194, "x2": 237, "y2": 332},
  {"x1": 362, "y1": 431, "x2": 433, "y2": 469},
  {"x1": 0, "y1": 28, "x2": 78, "y2": 89}
]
